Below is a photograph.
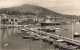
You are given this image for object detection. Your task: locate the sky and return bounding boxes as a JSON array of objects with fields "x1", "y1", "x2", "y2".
[{"x1": 0, "y1": 0, "x2": 80, "y2": 15}]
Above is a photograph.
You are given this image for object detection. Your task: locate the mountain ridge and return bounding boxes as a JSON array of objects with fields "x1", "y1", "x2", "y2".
[{"x1": 0, "y1": 4, "x2": 78, "y2": 19}]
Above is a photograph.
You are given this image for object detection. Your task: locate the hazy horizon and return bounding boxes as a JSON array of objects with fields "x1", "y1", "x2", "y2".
[{"x1": 0, "y1": 0, "x2": 80, "y2": 15}]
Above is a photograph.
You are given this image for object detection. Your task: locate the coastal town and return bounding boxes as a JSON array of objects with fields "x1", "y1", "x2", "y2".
[
  {"x1": 0, "y1": 13, "x2": 80, "y2": 26},
  {"x1": 0, "y1": 12, "x2": 80, "y2": 50},
  {"x1": 0, "y1": 1, "x2": 80, "y2": 50}
]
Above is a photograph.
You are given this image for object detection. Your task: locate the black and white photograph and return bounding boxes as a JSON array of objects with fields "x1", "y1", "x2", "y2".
[{"x1": 0, "y1": 0, "x2": 80, "y2": 50}]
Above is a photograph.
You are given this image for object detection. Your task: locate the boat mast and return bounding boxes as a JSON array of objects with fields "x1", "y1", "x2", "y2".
[
  {"x1": 72, "y1": 20, "x2": 74, "y2": 39},
  {"x1": 55, "y1": 16, "x2": 56, "y2": 28}
]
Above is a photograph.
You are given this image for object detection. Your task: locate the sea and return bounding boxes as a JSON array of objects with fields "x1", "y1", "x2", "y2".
[{"x1": 0, "y1": 23, "x2": 80, "y2": 50}]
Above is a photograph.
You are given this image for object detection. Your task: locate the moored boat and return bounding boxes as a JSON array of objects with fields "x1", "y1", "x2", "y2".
[{"x1": 74, "y1": 32, "x2": 80, "y2": 38}]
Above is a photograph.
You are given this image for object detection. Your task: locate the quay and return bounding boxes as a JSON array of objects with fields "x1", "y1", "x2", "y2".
[
  {"x1": 21, "y1": 28, "x2": 80, "y2": 50},
  {"x1": 0, "y1": 25, "x2": 32, "y2": 29}
]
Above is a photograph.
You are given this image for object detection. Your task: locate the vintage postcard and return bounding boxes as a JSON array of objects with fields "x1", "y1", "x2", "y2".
[{"x1": 0, "y1": 0, "x2": 80, "y2": 50}]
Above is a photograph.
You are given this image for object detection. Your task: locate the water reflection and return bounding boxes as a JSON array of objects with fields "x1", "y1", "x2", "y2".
[
  {"x1": 0, "y1": 24, "x2": 80, "y2": 50},
  {"x1": 0, "y1": 27, "x2": 60, "y2": 50},
  {"x1": 1, "y1": 28, "x2": 19, "y2": 48}
]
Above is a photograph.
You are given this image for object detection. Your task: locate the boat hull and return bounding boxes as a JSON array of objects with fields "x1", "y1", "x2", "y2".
[{"x1": 41, "y1": 23, "x2": 60, "y2": 26}]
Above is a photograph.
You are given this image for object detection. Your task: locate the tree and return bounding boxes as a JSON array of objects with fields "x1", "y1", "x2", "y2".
[{"x1": 26, "y1": 19, "x2": 34, "y2": 25}]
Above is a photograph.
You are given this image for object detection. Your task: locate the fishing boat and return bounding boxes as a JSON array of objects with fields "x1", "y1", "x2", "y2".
[
  {"x1": 37, "y1": 28, "x2": 55, "y2": 32},
  {"x1": 32, "y1": 36, "x2": 40, "y2": 40},
  {"x1": 30, "y1": 32, "x2": 39, "y2": 36},
  {"x1": 22, "y1": 34, "x2": 35, "y2": 39}
]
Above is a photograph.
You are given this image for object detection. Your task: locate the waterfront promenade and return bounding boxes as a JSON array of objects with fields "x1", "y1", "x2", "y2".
[{"x1": 21, "y1": 28, "x2": 80, "y2": 46}]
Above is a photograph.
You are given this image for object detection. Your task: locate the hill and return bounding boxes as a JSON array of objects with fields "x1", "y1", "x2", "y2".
[{"x1": 0, "y1": 4, "x2": 78, "y2": 19}]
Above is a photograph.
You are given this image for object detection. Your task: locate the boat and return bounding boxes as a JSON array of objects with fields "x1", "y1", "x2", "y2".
[
  {"x1": 37, "y1": 28, "x2": 55, "y2": 32},
  {"x1": 21, "y1": 28, "x2": 29, "y2": 33},
  {"x1": 4, "y1": 43, "x2": 8, "y2": 47},
  {"x1": 40, "y1": 19, "x2": 61, "y2": 26},
  {"x1": 46, "y1": 38, "x2": 55, "y2": 44},
  {"x1": 41, "y1": 22, "x2": 61, "y2": 26},
  {"x1": 32, "y1": 36, "x2": 40, "y2": 40},
  {"x1": 0, "y1": 26, "x2": 7, "y2": 29},
  {"x1": 74, "y1": 32, "x2": 80, "y2": 38},
  {"x1": 22, "y1": 35, "x2": 35, "y2": 39},
  {"x1": 20, "y1": 28, "x2": 80, "y2": 50},
  {"x1": 17, "y1": 32, "x2": 23, "y2": 34},
  {"x1": 76, "y1": 22, "x2": 80, "y2": 24},
  {"x1": 64, "y1": 29, "x2": 68, "y2": 30},
  {"x1": 56, "y1": 39, "x2": 64, "y2": 42},
  {"x1": 54, "y1": 27, "x2": 61, "y2": 30}
]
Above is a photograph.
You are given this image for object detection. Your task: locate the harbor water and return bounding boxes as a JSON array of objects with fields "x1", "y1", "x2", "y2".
[{"x1": 0, "y1": 24, "x2": 80, "y2": 50}]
